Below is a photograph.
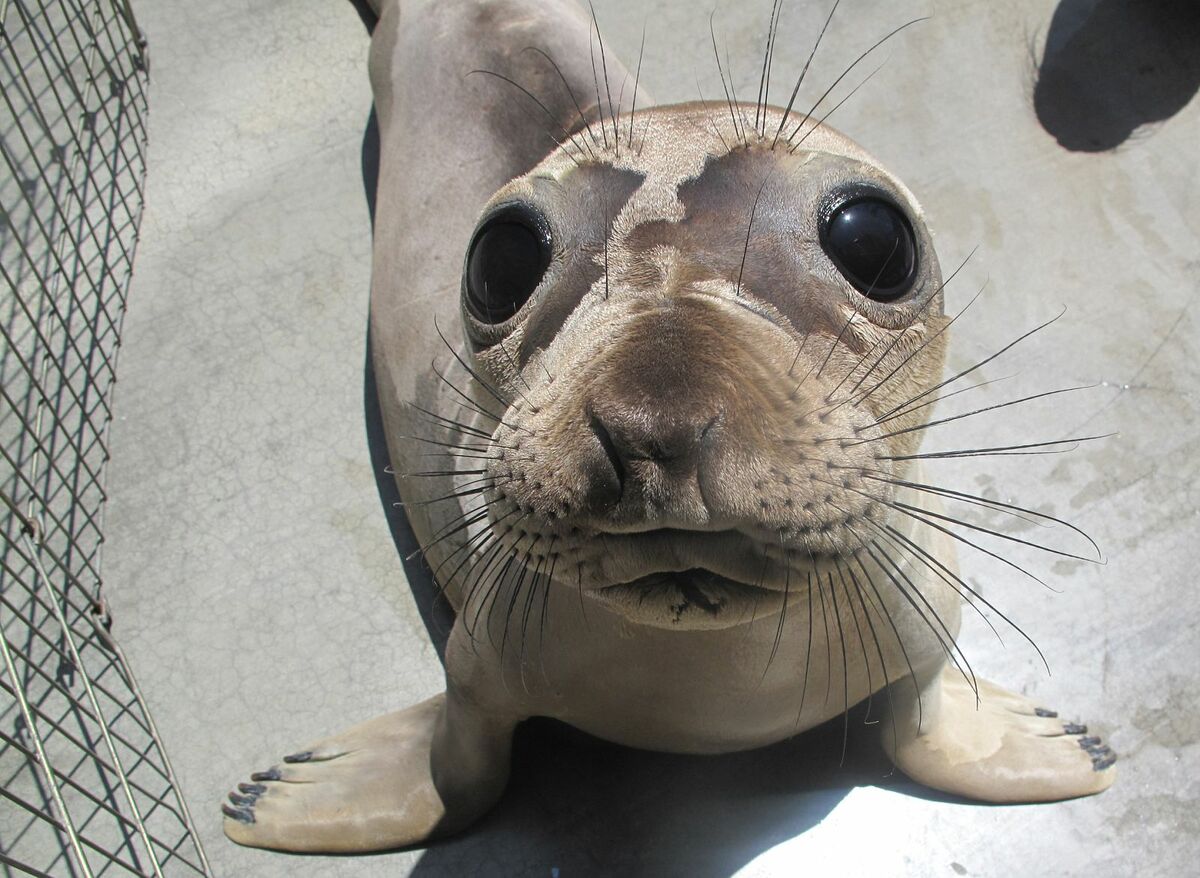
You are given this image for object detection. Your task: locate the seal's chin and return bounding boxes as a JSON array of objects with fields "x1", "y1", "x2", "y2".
[{"x1": 589, "y1": 567, "x2": 787, "y2": 630}]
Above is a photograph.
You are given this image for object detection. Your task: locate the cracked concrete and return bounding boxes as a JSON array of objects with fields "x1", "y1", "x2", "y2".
[{"x1": 102, "y1": 0, "x2": 1198, "y2": 874}]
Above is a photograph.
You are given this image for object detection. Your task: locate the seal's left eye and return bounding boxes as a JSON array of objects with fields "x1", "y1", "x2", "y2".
[
  {"x1": 464, "y1": 204, "x2": 552, "y2": 324},
  {"x1": 821, "y1": 196, "x2": 917, "y2": 302}
]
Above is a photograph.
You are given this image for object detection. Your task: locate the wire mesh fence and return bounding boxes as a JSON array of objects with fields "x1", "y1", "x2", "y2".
[{"x1": 2, "y1": 0, "x2": 212, "y2": 874}]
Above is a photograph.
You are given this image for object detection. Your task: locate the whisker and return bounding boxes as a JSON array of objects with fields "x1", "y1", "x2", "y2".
[
  {"x1": 879, "y1": 433, "x2": 1111, "y2": 462},
  {"x1": 521, "y1": 47, "x2": 600, "y2": 154},
  {"x1": 854, "y1": 385, "x2": 1096, "y2": 443},
  {"x1": 788, "y1": 61, "x2": 884, "y2": 152},
  {"x1": 465, "y1": 69, "x2": 587, "y2": 166},
  {"x1": 628, "y1": 24, "x2": 646, "y2": 150},
  {"x1": 826, "y1": 570, "x2": 851, "y2": 765},
  {"x1": 785, "y1": 18, "x2": 928, "y2": 144},
  {"x1": 772, "y1": 0, "x2": 841, "y2": 149},
  {"x1": 710, "y1": 10, "x2": 745, "y2": 145},
  {"x1": 736, "y1": 176, "x2": 770, "y2": 298},
  {"x1": 875, "y1": 308, "x2": 1066, "y2": 422},
  {"x1": 588, "y1": 2, "x2": 619, "y2": 150},
  {"x1": 849, "y1": 551, "x2": 923, "y2": 732},
  {"x1": 588, "y1": 9, "x2": 610, "y2": 150}
]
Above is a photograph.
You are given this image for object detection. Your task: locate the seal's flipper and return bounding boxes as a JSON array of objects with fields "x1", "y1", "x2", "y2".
[
  {"x1": 883, "y1": 667, "x2": 1116, "y2": 803},
  {"x1": 222, "y1": 693, "x2": 517, "y2": 852}
]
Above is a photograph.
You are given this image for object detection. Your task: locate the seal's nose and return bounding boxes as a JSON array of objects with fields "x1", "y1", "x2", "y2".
[{"x1": 581, "y1": 386, "x2": 719, "y2": 518}]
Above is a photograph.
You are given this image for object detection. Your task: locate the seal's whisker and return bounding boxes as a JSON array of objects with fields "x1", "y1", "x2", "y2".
[
  {"x1": 437, "y1": 531, "x2": 502, "y2": 600},
  {"x1": 851, "y1": 384, "x2": 1095, "y2": 443},
  {"x1": 859, "y1": 470, "x2": 1102, "y2": 558},
  {"x1": 627, "y1": 25, "x2": 645, "y2": 150},
  {"x1": 875, "y1": 308, "x2": 1066, "y2": 422},
  {"x1": 587, "y1": 2, "x2": 619, "y2": 154},
  {"x1": 724, "y1": 43, "x2": 749, "y2": 142},
  {"x1": 760, "y1": 538, "x2": 791, "y2": 683},
  {"x1": 434, "y1": 318, "x2": 518, "y2": 412},
  {"x1": 500, "y1": 540, "x2": 539, "y2": 655},
  {"x1": 855, "y1": 506, "x2": 1006, "y2": 643},
  {"x1": 403, "y1": 468, "x2": 488, "y2": 478},
  {"x1": 795, "y1": 570, "x2": 815, "y2": 728},
  {"x1": 881, "y1": 498, "x2": 1056, "y2": 592},
  {"x1": 871, "y1": 373, "x2": 1016, "y2": 427},
  {"x1": 867, "y1": 537, "x2": 979, "y2": 701},
  {"x1": 849, "y1": 552, "x2": 923, "y2": 732},
  {"x1": 788, "y1": 62, "x2": 883, "y2": 153},
  {"x1": 483, "y1": 284, "x2": 536, "y2": 398},
  {"x1": 408, "y1": 476, "x2": 513, "y2": 509},
  {"x1": 709, "y1": 11, "x2": 745, "y2": 146},
  {"x1": 838, "y1": 516, "x2": 973, "y2": 689},
  {"x1": 894, "y1": 497, "x2": 1099, "y2": 566},
  {"x1": 826, "y1": 570, "x2": 851, "y2": 765},
  {"x1": 520, "y1": 47, "x2": 600, "y2": 155},
  {"x1": 587, "y1": 5, "x2": 611, "y2": 151},
  {"x1": 753, "y1": 0, "x2": 783, "y2": 137},
  {"x1": 465, "y1": 546, "x2": 519, "y2": 643},
  {"x1": 825, "y1": 333, "x2": 887, "y2": 405},
  {"x1": 816, "y1": 565, "x2": 834, "y2": 708},
  {"x1": 420, "y1": 502, "x2": 493, "y2": 547},
  {"x1": 400, "y1": 434, "x2": 507, "y2": 453},
  {"x1": 772, "y1": 0, "x2": 840, "y2": 149},
  {"x1": 514, "y1": 548, "x2": 546, "y2": 681},
  {"x1": 811, "y1": 294, "x2": 865, "y2": 383},
  {"x1": 432, "y1": 361, "x2": 517, "y2": 429},
  {"x1": 849, "y1": 277, "x2": 986, "y2": 413},
  {"x1": 696, "y1": 78, "x2": 732, "y2": 153},
  {"x1": 419, "y1": 451, "x2": 503, "y2": 462},
  {"x1": 736, "y1": 177, "x2": 769, "y2": 299},
  {"x1": 472, "y1": 540, "x2": 521, "y2": 643},
  {"x1": 534, "y1": 547, "x2": 558, "y2": 684},
  {"x1": 785, "y1": 18, "x2": 927, "y2": 145},
  {"x1": 835, "y1": 560, "x2": 879, "y2": 724},
  {"x1": 408, "y1": 402, "x2": 495, "y2": 441},
  {"x1": 464, "y1": 69, "x2": 587, "y2": 167},
  {"x1": 822, "y1": 251, "x2": 979, "y2": 417},
  {"x1": 881, "y1": 521, "x2": 1050, "y2": 674},
  {"x1": 878, "y1": 433, "x2": 1110, "y2": 462}
]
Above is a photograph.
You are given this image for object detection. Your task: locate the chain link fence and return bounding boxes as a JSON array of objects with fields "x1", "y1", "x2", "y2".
[{"x1": 1, "y1": 0, "x2": 211, "y2": 874}]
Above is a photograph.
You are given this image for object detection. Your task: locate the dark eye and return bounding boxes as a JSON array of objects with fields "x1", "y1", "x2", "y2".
[
  {"x1": 821, "y1": 196, "x2": 917, "y2": 301},
  {"x1": 464, "y1": 204, "x2": 552, "y2": 324}
]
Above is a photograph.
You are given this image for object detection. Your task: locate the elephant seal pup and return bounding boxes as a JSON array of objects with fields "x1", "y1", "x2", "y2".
[{"x1": 223, "y1": 0, "x2": 1115, "y2": 852}]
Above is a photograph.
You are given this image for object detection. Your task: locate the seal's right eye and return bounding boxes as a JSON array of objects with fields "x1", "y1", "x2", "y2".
[{"x1": 464, "y1": 204, "x2": 552, "y2": 324}]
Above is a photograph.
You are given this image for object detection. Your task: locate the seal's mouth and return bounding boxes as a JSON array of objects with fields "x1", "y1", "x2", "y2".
[{"x1": 588, "y1": 563, "x2": 793, "y2": 630}]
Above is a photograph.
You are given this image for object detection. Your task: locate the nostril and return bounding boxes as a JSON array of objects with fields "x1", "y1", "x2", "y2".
[{"x1": 589, "y1": 413, "x2": 625, "y2": 495}]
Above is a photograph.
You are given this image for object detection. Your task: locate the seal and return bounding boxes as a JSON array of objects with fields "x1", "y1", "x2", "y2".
[{"x1": 221, "y1": 0, "x2": 1116, "y2": 853}]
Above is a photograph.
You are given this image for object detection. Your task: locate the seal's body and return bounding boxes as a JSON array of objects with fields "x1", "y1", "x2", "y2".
[{"x1": 223, "y1": 0, "x2": 1115, "y2": 853}]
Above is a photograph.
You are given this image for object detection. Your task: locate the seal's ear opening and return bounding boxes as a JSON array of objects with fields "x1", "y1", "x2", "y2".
[
  {"x1": 819, "y1": 189, "x2": 918, "y2": 302},
  {"x1": 464, "y1": 203, "x2": 553, "y2": 324}
]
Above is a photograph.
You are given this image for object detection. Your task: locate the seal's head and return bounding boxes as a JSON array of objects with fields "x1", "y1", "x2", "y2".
[{"x1": 460, "y1": 104, "x2": 947, "y2": 629}]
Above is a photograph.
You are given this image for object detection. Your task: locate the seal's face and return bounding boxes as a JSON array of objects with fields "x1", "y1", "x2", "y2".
[{"x1": 458, "y1": 104, "x2": 948, "y2": 630}]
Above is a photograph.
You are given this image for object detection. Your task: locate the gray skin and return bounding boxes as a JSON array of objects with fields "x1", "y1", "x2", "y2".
[{"x1": 222, "y1": 0, "x2": 1116, "y2": 853}]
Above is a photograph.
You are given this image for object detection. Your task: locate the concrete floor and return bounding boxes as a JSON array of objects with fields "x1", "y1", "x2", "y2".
[{"x1": 103, "y1": 0, "x2": 1198, "y2": 875}]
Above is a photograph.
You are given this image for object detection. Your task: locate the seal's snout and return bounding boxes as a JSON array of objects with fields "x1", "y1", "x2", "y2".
[{"x1": 582, "y1": 371, "x2": 718, "y2": 517}]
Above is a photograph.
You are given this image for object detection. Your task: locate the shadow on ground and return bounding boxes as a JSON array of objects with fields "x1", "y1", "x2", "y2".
[{"x1": 1033, "y1": 0, "x2": 1200, "y2": 151}]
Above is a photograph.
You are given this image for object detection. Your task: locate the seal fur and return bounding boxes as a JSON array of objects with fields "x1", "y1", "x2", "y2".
[{"x1": 222, "y1": 0, "x2": 1116, "y2": 853}]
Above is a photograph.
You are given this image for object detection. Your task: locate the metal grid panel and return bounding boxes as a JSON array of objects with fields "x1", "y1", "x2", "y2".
[{"x1": 1, "y1": 1, "x2": 211, "y2": 874}]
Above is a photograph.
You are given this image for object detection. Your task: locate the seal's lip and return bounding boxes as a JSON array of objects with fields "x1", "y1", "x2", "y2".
[
  {"x1": 579, "y1": 526, "x2": 834, "y2": 595},
  {"x1": 587, "y1": 566, "x2": 789, "y2": 629}
]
